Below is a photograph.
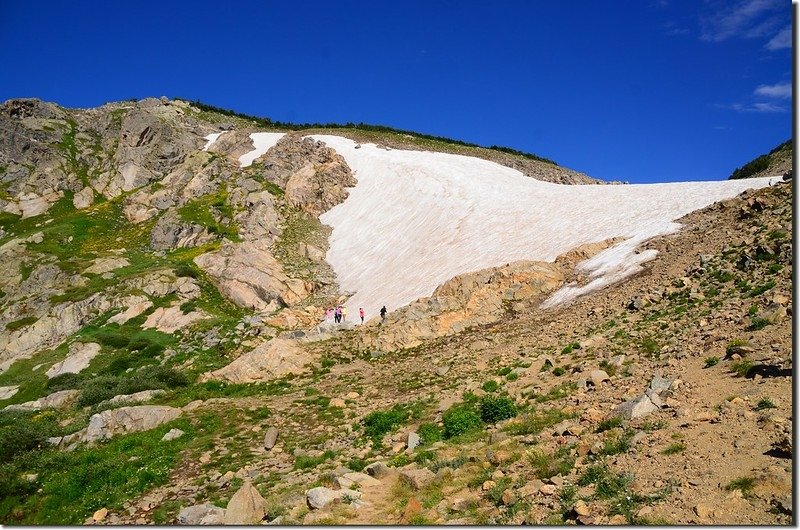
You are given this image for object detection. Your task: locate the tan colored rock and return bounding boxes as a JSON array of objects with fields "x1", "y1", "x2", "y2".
[
  {"x1": 401, "y1": 497, "x2": 422, "y2": 524},
  {"x1": 142, "y1": 305, "x2": 207, "y2": 333},
  {"x1": 92, "y1": 507, "x2": 108, "y2": 522},
  {"x1": 107, "y1": 296, "x2": 153, "y2": 325},
  {"x1": 73, "y1": 187, "x2": 94, "y2": 209},
  {"x1": 224, "y1": 481, "x2": 267, "y2": 524},
  {"x1": 45, "y1": 342, "x2": 102, "y2": 378},
  {"x1": 367, "y1": 260, "x2": 564, "y2": 351},
  {"x1": 0, "y1": 385, "x2": 20, "y2": 400},
  {"x1": 400, "y1": 468, "x2": 436, "y2": 490},
  {"x1": 194, "y1": 241, "x2": 312, "y2": 311},
  {"x1": 202, "y1": 338, "x2": 311, "y2": 383},
  {"x1": 85, "y1": 257, "x2": 130, "y2": 275},
  {"x1": 83, "y1": 405, "x2": 182, "y2": 443},
  {"x1": 5, "y1": 389, "x2": 79, "y2": 411}
]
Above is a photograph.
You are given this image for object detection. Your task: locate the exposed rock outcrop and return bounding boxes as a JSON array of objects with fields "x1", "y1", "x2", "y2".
[
  {"x1": 45, "y1": 342, "x2": 102, "y2": 378},
  {"x1": 201, "y1": 338, "x2": 311, "y2": 383},
  {"x1": 194, "y1": 241, "x2": 312, "y2": 311}
]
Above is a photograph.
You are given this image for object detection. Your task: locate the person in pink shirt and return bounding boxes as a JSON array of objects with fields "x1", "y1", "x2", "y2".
[{"x1": 359, "y1": 307, "x2": 365, "y2": 324}]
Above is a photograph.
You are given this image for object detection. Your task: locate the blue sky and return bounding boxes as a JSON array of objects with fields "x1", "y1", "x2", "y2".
[{"x1": 0, "y1": 0, "x2": 793, "y2": 183}]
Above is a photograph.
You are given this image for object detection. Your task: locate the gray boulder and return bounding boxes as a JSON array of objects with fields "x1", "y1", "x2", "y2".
[
  {"x1": 176, "y1": 503, "x2": 225, "y2": 525},
  {"x1": 263, "y1": 426, "x2": 279, "y2": 450}
]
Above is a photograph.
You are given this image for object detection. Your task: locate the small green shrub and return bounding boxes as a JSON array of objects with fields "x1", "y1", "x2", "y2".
[
  {"x1": 94, "y1": 331, "x2": 130, "y2": 349},
  {"x1": 345, "y1": 458, "x2": 367, "y2": 472},
  {"x1": 0, "y1": 411, "x2": 62, "y2": 461},
  {"x1": 725, "y1": 476, "x2": 755, "y2": 495},
  {"x1": 417, "y1": 422, "x2": 443, "y2": 445},
  {"x1": 662, "y1": 442, "x2": 685, "y2": 455},
  {"x1": 747, "y1": 317, "x2": 770, "y2": 331},
  {"x1": 703, "y1": 356, "x2": 719, "y2": 368},
  {"x1": 362, "y1": 405, "x2": 408, "y2": 444},
  {"x1": 505, "y1": 372, "x2": 519, "y2": 382},
  {"x1": 595, "y1": 416, "x2": 623, "y2": 433},
  {"x1": 496, "y1": 367, "x2": 512, "y2": 376},
  {"x1": 730, "y1": 360, "x2": 754, "y2": 378},
  {"x1": 174, "y1": 263, "x2": 198, "y2": 278},
  {"x1": 294, "y1": 450, "x2": 335, "y2": 470},
  {"x1": 552, "y1": 366, "x2": 566, "y2": 376},
  {"x1": 179, "y1": 301, "x2": 197, "y2": 314},
  {"x1": 482, "y1": 380, "x2": 499, "y2": 393},
  {"x1": 479, "y1": 396, "x2": 517, "y2": 424},
  {"x1": 756, "y1": 397, "x2": 776, "y2": 410},
  {"x1": 561, "y1": 342, "x2": 580, "y2": 355},
  {"x1": 442, "y1": 405, "x2": 482, "y2": 439}
]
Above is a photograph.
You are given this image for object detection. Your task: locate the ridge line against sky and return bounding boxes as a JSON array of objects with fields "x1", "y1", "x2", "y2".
[{"x1": 0, "y1": 0, "x2": 794, "y2": 183}]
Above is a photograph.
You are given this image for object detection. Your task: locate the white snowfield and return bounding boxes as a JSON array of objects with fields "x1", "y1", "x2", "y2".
[
  {"x1": 201, "y1": 132, "x2": 226, "y2": 151},
  {"x1": 312, "y1": 135, "x2": 779, "y2": 320},
  {"x1": 238, "y1": 132, "x2": 285, "y2": 167}
]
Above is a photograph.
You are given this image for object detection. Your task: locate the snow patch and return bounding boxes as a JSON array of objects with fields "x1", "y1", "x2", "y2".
[
  {"x1": 238, "y1": 132, "x2": 284, "y2": 167},
  {"x1": 312, "y1": 135, "x2": 777, "y2": 319},
  {"x1": 202, "y1": 132, "x2": 225, "y2": 151}
]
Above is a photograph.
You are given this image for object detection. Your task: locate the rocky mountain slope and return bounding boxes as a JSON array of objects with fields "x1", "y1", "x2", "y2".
[
  {"x1": 0, "y1": 97, "x2": 792, "y2": 525},
  {"x1": 729, "y1": 139, "x2": 793, "y2": 181}
]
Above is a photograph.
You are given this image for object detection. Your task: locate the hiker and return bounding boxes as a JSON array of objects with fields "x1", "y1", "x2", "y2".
[
  {"x1": 359, "y1": 307, "x2": 365, "y2": 324},
  {"x1": 380, "y1": 305, "x2": 387, "y2": 323},
  {"x1": 334, "y1": 306, "x2": 341, "y2": 324},
  {"x1": 325, "y1": 308, "x2": 333, "y2": 322},
  {"x1": 341, "y1": 306, "x2": 347, "y2": 323}
]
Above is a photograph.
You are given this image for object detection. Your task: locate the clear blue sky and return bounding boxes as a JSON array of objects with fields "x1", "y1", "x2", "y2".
[{"x1": 0, "y1": 0, "x2": 793, "y2": 183}]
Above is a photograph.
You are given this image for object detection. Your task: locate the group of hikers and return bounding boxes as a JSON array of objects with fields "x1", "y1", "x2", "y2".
[{"x1": 325, "y1": 305, "x2": 387, "y2": 324}]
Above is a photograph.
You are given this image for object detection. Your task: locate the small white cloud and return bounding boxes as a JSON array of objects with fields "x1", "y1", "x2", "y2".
[
  {"x1": 717, "y1": 102, "x2": 786, "y2": 113},
  {"x1": 754, "y1": 82, "x2": 792, "y2": 98},
  {"x1": 700, "y1": 0, "x2": 783, "y2": 42},
  {"x1": 766, "y1": 26, "x2": 792, "y2": 50},
  {"x1": 751, "y1": 102, "x2": 786, "y2": 112}
]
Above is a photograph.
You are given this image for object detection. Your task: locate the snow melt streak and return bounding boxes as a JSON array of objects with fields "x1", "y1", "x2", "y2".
[
  {"x1": 238, "y1": 133, "x2": 285, "y2": 167},
  {"x1": 313, "y1": 135, "x2": 777, "y2": 320}
]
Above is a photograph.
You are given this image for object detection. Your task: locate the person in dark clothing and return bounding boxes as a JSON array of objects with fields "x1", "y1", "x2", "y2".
[{"x1": 380, "y1": 305, "x2": 387, "y2": 323}]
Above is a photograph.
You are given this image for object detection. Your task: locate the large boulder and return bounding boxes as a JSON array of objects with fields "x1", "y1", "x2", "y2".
[
  {"x1": 82, "y1": 405, "x2": 182, "y2": 443},
  {"x1": 142, "y1": 305, "x2": 207, "y2": 333},
  {"x1": 194, "y1": 241, "x2": 312, "y2": 311},
  {"x1": 202, "y1": 338, "x2": 311, "y2": 383},
  {"x1": 224, "y1": 481, "x2": 267, "y2": 524},
  {"x1": 45, "y1": 342, "x2": 102, "y2": 378},
  {"x1": 4, "y1": 389, "x2": 79, "y2": 411},
  {"x1": 177, "y1": 503, "x2": 225, "y2": 525}
]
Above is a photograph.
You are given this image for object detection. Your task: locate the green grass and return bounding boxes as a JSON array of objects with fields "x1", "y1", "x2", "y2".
[
  {"x1": 730, "y1": 361, "x2": 754, "y2": 378},
  {"x1": 595, "y1": 416, "x2": 623, "y2": 433},
  {"x1": 747, "y1": 317, "x2": 771, "y2": 331},
  {"x1": 482, "y1": 380, "x2": 500, "y2": 393},
  {"x1": 703, "y1": 356, "x2": 719, "y2": 368},
  {"x1": 5, "y1": 316, "x2": 38, "y2": 332},
  {"x1": 755, "y1": 397, "x2": 777, "y2": 410},
  {"x1": 0, "y1": 416, "x2": 198, "y2": 524},
  {"x1": 294, "y1": 450, "x2": 335, "y2": 470},
  {"x1": 725, "y1": 476, "x2": 756, "y2": 496},
  {"x1": 662, "y1": 442, "x2": 685, "y2": 455},
  {"x1": 528, "y1": 445, "x2": 575, "y2": 480},
  {"x1": 503, "y1": 408, "x2": 572, "y2": 436},
  {"x1": 176, "y1": 188, "x2": 239, "y2": 242}
]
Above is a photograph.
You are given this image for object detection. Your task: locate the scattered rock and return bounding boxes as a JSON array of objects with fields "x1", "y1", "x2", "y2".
[
  {"x1": 407, "y1": 432, "x2": 421, "y2": 450},
  {"x1": 613, "y1": 394, "x2": 659, "y2": 420},
  {"x1": 263, "y1": 427, "x2": 279, "y2": 450},
  {"x1": 224, "y1": 481, "x2": 267, "y2": 524},
  {"x1": 161, "y1": 428, "x2": 184, "y2": 442},
  {"x1": 365, "y1": 461, "x2": 391, "y2": 479},
  {"x1": 92, "y1": 508, "x2": 108, "y2": 522},
  {"x1": 177, "y1": 503, "x2": 226, "y2": 525},
  {"x1": 399, "y1": 468, "x2": 436, "y2": 490}
]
